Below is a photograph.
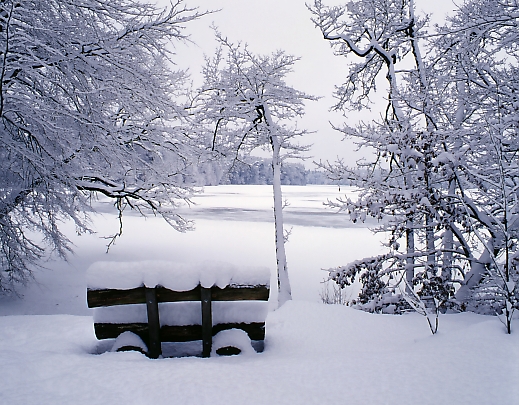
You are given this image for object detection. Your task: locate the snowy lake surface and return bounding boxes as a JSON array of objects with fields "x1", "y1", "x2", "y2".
[
  {"x1": 1, "y1": 185, "x2": 517, "y2": 405},
  {"x1": 0, "y1": 185, "x2": 385, "y2": 315}
]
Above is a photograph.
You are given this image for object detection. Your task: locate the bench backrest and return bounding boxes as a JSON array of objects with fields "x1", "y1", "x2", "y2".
[{"x1": 87, "y1": 283, "x2": 269, "y2": 358}]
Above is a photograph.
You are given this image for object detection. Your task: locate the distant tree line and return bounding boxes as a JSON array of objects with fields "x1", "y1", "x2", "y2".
[
  {"x1": 189, "y1": 157, "x2": 332, "y2": 186},
  {"x1": 192, "y1": 156, "x2": 338, "y2": 186}
]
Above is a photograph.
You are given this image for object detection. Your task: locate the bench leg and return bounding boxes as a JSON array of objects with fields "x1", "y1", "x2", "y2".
[
  {"x1": 145, "y1": 287, "x2": 162, "y2": 359},
  {"x1": 201, "y1": 287, "x2": 212, "y2": 357}
]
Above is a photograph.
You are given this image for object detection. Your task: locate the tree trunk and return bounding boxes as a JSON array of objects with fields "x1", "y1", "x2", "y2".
[
  {"x1": 261, "y1": 104, "x2": 292, "y2": 308},
  {"x1": 405, "y1": 220, "x2": 415, "y2": 295},
  {"x1": 442, "y1": 180, "x2": 455, "y2": 281},
  {"x1": 271, "y1": 134, "x2": 292, "y2": 307}
]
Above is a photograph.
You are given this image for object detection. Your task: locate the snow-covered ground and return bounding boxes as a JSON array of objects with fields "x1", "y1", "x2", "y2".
[{"x1": 1, "y1": 185, "x2": 517, "y2": 405}]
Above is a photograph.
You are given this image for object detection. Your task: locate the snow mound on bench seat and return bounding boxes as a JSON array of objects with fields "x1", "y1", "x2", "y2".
[
  {"x1": 211, "y1": 329, "x2": 256, "y2": 356},
  {"x1": 86, "y1": 260, "x2": 270, "y2": 291},
  {"x1": 111, "y1": 331, "x2": 148, "y2": 353}
]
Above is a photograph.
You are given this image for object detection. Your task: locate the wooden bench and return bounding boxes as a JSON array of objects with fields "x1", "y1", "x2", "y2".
[{"x1": 87, "y1": 263, "x2": 270, "y2": 358}]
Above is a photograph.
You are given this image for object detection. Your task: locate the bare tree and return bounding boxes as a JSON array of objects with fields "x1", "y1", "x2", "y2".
[
  {"x1": 309, "y1": 0, "x2": 519, "y2": 333},
  {"x1": 0, "y1": 0, "x2": 205, "y2": 293},
  {"x1": 191, "y1": 32, "x2": 316, "y2": 307},
  {"x1": 309, "y1": 0, "x2": 459, "y2": 331}
]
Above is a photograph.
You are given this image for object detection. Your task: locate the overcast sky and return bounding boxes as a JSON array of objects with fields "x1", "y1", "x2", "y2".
[{"x1": 160, "y1": 0, "x2": 456, "y2": 168}]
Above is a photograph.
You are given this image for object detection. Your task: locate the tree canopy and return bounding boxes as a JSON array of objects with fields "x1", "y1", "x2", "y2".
[
  {"x1": 0, "y1": 0, "x2": 204, "y2": 292},
  {"x1": 191, "y1": 33, "x2": 317, "y2": 306},
  {"x1": 310, "y1": 0, "x2": 519, "y2": 332}
]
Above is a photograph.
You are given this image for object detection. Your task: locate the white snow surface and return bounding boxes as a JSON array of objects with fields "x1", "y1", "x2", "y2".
[
  {"x1": 87, "y1": 260, "x2": 270, "y2": 290},
  {"x1": 0, "y1": 186, "x2": 517, "y2": 405},
  {"x1": 1, "y1": 305, "x2": 517, "y2": 405}
]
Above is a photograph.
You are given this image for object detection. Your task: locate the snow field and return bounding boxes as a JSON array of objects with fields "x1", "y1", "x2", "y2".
[
  {"x1": 0, "y1": 303, "x2": 517, "y2": 405},
  {"x1": 0, "y1": 186, "x2": 517, "y2": 404}
]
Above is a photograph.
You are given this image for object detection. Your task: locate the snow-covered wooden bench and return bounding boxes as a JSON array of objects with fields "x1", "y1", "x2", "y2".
[{"x1": 86, "y1": 261, "x2": 270, "y2": 358}]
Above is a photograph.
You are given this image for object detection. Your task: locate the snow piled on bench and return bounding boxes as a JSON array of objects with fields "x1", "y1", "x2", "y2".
[
  {"x1": 86, "y1": 260, "x2": 270, "y2": 291},
  {"x1": 93, "y1": 301, "x2": 268, "y2": 325}
]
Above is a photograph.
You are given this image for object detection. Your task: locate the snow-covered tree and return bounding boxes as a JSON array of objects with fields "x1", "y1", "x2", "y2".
[
  {"x1": 191, "y1": 33, "x2": 316, "y2": 307},
  {"x1": 310, "y1": 0, "x2": 519, "y2": 332},
  {"x1": 434, "y1": 0, "x2": 519, "y2": 332},
  {"x1": 0, "y1": 0, "x2": 204, "y2": 293},
  {"x1": 309, "y1": 0, "x2": 460, "y2": 330}
]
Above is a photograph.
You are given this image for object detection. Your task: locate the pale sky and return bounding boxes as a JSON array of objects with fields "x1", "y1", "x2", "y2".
[{"x1": 160, "y1": 0, "x2": 456, "y2": 168}]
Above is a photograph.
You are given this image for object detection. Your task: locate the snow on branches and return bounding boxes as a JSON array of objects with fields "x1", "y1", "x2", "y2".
[
  {"x1": 0, "y1": 0, "x2": 205, "y2": 292},
  {"x1": 310, "y1": 0, "x2": 519, "y2": 332},
  {"x1": 190, "y1": 32, "x2": 317, "y2": 307}
]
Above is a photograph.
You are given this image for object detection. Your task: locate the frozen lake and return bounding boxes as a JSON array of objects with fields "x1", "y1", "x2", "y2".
[{"x1": 0, "y1": 185, "x2": 385, "y2": 315}]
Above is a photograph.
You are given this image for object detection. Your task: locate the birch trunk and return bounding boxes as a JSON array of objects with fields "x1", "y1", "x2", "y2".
[
  {"x1": 271, "y1": 137, "x2": 292, "y2": 307},
  {"x1": 263, "y1": 105, "x2": 292, "y2": 307}
]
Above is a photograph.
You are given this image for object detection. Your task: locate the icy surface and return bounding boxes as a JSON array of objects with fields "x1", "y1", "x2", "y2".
[
  {"x1": 0, "y1": 185, "x2": 384, "y2": 315},
  {"x1": 87, "y1": 260, "x2": 270, "y2": 291}
]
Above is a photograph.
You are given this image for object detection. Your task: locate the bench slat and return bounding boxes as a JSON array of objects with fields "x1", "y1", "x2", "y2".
[
  {"x1": 156, "y1": 285, "x2": 201, "y2": 302},
  {"x1": 94, "y1": 322, "x2": 265, "y2": 342},
  {"x1": 212, "y1": 285, "x2": 269, "y2": 301},
  {"x1": 87, "y1": 285, "x2": 269, "y2": 308},
  {"x1": 94, "y1": 322, "x2": 150, "y2": 342},
  {"x1": 87, "y1": 287, "x2": 146, "y2": 308}
]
